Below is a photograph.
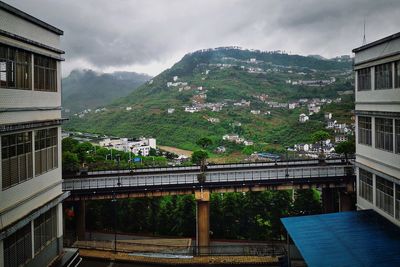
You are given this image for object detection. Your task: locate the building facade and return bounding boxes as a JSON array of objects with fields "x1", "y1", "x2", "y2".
[
  {"x1": 353, "y1": 32, "x2": 400, "y2": 226},
  {"x1": 99, "y1": 137, "x2": 156, "y2": 156},
  {"x1": 0, "y1": 2, "x2": 71, "y2": 266}
]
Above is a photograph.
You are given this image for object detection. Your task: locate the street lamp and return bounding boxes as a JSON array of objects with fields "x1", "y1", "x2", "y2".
[
  {"x1": 285, "y1": 146, "x2": 289, "y2": 178},
  {"x1": 116, "y1": 155, "x2": 121, "y2": 186}
]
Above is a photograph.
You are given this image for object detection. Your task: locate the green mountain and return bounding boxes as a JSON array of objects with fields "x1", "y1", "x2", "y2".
[
  {"x1": 62, "y1": 69, "x2": 151, "y2": 113},
  {"x1": 65, "y1": 47, "x2": 353, "y2": 155}
]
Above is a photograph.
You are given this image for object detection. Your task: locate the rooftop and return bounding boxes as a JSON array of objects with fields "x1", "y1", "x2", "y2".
[
  {"x1": 352, "y1": 31, "x2": 400, "y2": 53},
  {"x1": 0, "y1": 1, "x2": 63, "y2": 35},
  {"x1": 281, "y1": 210, "x2": 400, "y2": 267}
]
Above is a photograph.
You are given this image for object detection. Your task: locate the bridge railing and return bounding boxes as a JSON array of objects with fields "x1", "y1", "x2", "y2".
[
  {"x1": 63, "y1": 165, "x2": 353, "y2": 191},
  {"x1": 65, "y1": 157, "x2": 353, "y2": 178}
]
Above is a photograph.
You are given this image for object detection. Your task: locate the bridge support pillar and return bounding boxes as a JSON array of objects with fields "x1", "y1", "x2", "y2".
[
  {"x1": 195, "y1": 189, "x2": 210, "y2": 253},
  {"x1": 322, "y1": 188, "x2": 336, "y2": 213},
  {"x1": 339, "y1": 191, "x2": 355, "y2": 211},
  {"x1": 76, "y1": 200, "x2": 86, "y2": 241}
]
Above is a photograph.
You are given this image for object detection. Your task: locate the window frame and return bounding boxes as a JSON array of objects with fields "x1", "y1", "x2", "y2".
[
  {"x1": 358, "y1": 116, "x2": 372, "y2": 146},
  {"x1": 375, "y1": 62, "x2": 393, "y2": 90},
  {"x1": 357, "y1": 67, "x2": 371, "y2": 91},
  {"x1": 1, "y1": 131, "x2": 33, "y2": 190},
  {"x1": 0, "y1": 43, "x2": 32, "y2": 90},
  {"x1": 375, "y1": 117, "x2": 394, "y2": 152},
  {"x1": 376, "y1": 175, "x2": 394, "y2": 216},
  {"x1": 359, "y1": 168, "x2": 373, "y2": 203}
]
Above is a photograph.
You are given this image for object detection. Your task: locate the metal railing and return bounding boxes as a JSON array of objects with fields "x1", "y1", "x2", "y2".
[
  {"x1": 63, "y1": 165, "x2": 354, "y2": 192},
  {"x1": 64, "y1": 157, "x2": 354, "y2": 179},
  {"x1": 72, "y1": 239, "x2": 285, "y2": 257}
]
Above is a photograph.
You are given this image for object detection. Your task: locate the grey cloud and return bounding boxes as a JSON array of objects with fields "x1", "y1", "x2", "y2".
[{"x1": 5, "y1": 0, "x2": 400, "y2": 74}]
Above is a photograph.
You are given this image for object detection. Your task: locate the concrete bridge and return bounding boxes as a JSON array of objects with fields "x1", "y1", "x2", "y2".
[{"x1": 62, "y1": 158, "x2": 355, "y2": 250}]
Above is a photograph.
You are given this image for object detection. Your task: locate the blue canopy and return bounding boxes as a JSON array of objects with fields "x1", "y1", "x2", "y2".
[{"x1": 281, "y1": 210, "x2": 400, "y2": 267}]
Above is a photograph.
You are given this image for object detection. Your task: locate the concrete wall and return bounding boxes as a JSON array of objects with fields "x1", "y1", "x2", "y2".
[
  {"x1": 0, "y1": 9, "x2": 61, "y2": 49},
  {"x1": 354, "y1": 37, "x2": 400, "y2": 65}
]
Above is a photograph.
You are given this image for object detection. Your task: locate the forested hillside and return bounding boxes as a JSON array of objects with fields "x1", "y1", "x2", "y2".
[{"x1": 65, "y1": 47, "x2": 353, "y2": 156}]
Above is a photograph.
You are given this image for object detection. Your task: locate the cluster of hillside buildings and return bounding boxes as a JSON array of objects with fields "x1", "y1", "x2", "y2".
[
  {"x1": 222, "y1": 134, "x2": 253, "y2": 146},
  {"x1": 98, "y1": 137, "x2": 156, "y2": 156},
  {"x1": 286, "y1": 77, "x2": 336, "y2": 86},
  {"x1": 294, "y1": 112, "x2": 355, "y2": 158}
]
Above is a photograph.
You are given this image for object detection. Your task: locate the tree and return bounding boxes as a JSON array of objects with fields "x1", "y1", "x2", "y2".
[
  {"x1": 191, "y1": 150, "x2": 209, "y2": 165},
  {"x1": 196, "y1": 137, "x2": 213, "y2": 149},
  {"x1": 75, "y1": 142, "x2": 94, "y2": 163},
  {"x1": 311, "y1": 130, "x2": 330, "y2": 160},
  {"x1": 62, "y1": 151, "x2": 80, "y2": 174},
  {"x1": 62, "y1": 137, "x2": 79, "y2": 153},
  {"x1": 335, "y1": 140, "x2": 355, "y2": 163},
  {"x1": 149, "y1": 147, "x2": 157, "y2": 156},
  {"x1": 192, "y1": 150, "x2": 209, "y2": 183},
  {"x1": 293, "y1": 189, "x2": 322, "y2": 215}
]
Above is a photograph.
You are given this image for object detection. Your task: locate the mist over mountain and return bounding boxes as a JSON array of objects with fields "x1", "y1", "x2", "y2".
[{"x1": 62, "y1": 69, "x2": 152, "y2": 113}]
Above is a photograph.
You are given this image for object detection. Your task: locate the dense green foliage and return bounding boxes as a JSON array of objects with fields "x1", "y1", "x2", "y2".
[
  {"x1": 72, "y1": 189, "x2": 322, "y2": 241},
  {"x1": 62, "y1": 70, "x2": 151, "y2": 113}
]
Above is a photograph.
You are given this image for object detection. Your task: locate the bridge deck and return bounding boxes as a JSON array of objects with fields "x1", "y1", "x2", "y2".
[{"x1": 63, "y1": 159, "x2": 354, "y2": 198}]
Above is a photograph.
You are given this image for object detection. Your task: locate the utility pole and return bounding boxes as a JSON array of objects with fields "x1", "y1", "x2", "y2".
[{"x1": 285, "y1": 146, "x2": 289, "y2": 178}]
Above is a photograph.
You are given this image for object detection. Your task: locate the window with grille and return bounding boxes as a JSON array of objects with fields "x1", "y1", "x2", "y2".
[
  {"x1": 376, "y1": 176, "x2": 394, "y2": 216},
  {"x1": 359, "y1": 168, "x2": 373, "y2": 203},
  {"x1": 395, "y1": 119, "x2": 400, "y2": 154},
  {"x1": 396, "y1": 184, "x2": 400, "y2": 220},
  {"x1": 375, "y1": 62, "x2": 393, "y2": 90},
  {"x1": 358, "y1": 116, "x2": 372, "y2": 146},
  {"x1": 34, "y1": 54, "x2": 57, "y2": 92},
  {"x1": 34, "y1": 207, "x2": 57, "y2": 254},
  {"x1": 395, "y1": 61, "x2": 400, "y2": 88},
  {"x1": 375, "y1": 118, "x2": 393, "y2": 152},
  {"x1": 35, "y1": 128, "x2": 58, "y2": 175},
  {"x1": 357, "y1": 67, "x2": 371, "y2": 91},
  {"x1": 0, "y1": 43, "x2": 32, "y2": 90},
  {"x1": 1, "y1": 132, "x2": 33, "y2": 190},
  {"x1": 3, "y1": 223, "x2": 32, "y2": 267}
]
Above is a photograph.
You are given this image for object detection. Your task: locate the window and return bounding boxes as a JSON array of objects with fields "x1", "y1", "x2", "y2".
[
  {"x1": 4, "y1": 223, "x2": 32, "y2": 267},
  {"x1": 358, "y1": 116, "x2": 372, "y2": 146},
  {"x1": 395, "y1": 61, "x2": 400, "y2": 88},
  {"x1": 34, "y1": 207, "x2": 57, "y2": 254},
  {"x1": 1, "y1": 132, "x2": 33, "y2": 190},
  {"x1": 375, "y1": 62, "x2": 393, "y2": 90},
  {"x1": 0, "y1": 43, "x2": 32, "y2": 90},
  {"x1": 35, "y1": 128, "x2": 58, "y2": 175},
  {"x1": 359, "y1": 168, "x2": 373, "y2": 203},
  {"x1": 375, "y1": 118, "x2": 393, "y2": 152},
  {"x1": 34, "y1": 54, "x2": 57, "y2": 92},
  {"x1": 357, "y1": 67, "x2": 371, "y2": 91},
  {"x1": 396, "y1": 119, "x2": 400, "y2": 154},
  {"x1": 396, "y1": 184, "x2": 400, "y2": 220},
  {"x1": 376, "y1": 176, "x2": 394, "y2": 216}
]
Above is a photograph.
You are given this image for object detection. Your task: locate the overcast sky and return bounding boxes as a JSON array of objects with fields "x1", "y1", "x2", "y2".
[{"x1": 6, "y1": 0, "x2": 400, "y2": 77}]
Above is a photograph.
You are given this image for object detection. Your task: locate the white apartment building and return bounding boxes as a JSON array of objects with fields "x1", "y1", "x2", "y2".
[
  {"x1": 353, "y1": 32, "x2": 400, "y2": 226},
  {"x1": 99, "y1": 137, "x2": 156, "y2": 156},
  {"x1": 299, "y1": 113, "x2": 309, "y2": 123},
  {"x1": 0, "y1": 2, "x2": 78, "y2": 267}
]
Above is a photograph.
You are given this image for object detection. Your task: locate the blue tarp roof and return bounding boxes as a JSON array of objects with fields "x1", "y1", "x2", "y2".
[{"x1": 281, "y1": 210, "x2": 400, "y2": 267}]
